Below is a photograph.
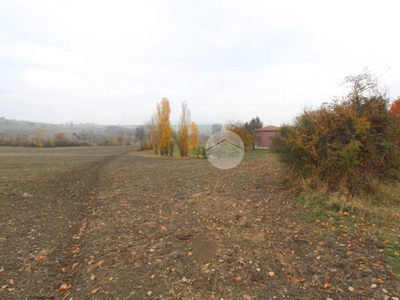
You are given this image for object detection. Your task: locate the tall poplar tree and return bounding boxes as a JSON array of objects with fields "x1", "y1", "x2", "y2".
[
  {"x1": 190, "y1": 121, "x2": 199, "y2": 156},
  {"x1": 177, "y1": 100, "x2": 191, "y2": 157},
  {"x1": 157, "y1": 98, "x2": 173, "y2": 156}
]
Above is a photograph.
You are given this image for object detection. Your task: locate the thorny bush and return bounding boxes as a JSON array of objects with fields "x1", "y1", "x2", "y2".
[{"x1": 271, "y1": 70, "x2": 400, "y2": 194}]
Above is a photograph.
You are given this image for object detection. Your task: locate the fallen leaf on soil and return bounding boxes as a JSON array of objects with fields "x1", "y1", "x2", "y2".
[
  {"x1": 376, "y1": 278, "x2": 384, "y2": 284},
  {"x1": 34, "y1": 254, "x2": 47, "y2": 261},
  {"x1": 97, "y1": 260, "x2": 104, "y2": 267},
  {"x1": 370, "y1": 283, "x2": 377, "y2": 289},
  {"x1": 348, "y1": 286, "x2": 355, "y2": 292},
  {"x1": 91, "y1": 287, "x2": 100, "y2": 294},
  {"x1": 243, "y1": 293, "x2": 252, "y2": 300},
  {"x1": 235, "y1": 275, "x2": 242, "y2": 282},
  {"x1": 322, "y1": 283, "x2": 330, "y2": 289},
  {"x1": 268, "y1": 271, "x2": 275, "y2": 277},
  {"x1": 59, "y1": 283, "x2": 70, "y2": 293},
  {"x1": 90, "y1": 274, "x2": 95, "y2": 280},
  {"x1": 188, "y1": 251, "x2": 194, "y2": 256},
  {"x1": 8, "y1": 279, "x2": 13, "y2": 285}
]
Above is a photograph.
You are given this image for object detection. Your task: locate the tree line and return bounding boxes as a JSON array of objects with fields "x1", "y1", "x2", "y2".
[
  {"x1": 137, "y1": 98, "x2": 202, "y2": 157},
  {"x1": 0, "y1": 130, "x2": 91, "y2": 147},
  {"x1": 224, "y1": 117, "x2": 264, "y2": 151},
  {"x1": 132, "y1": 98, "x2": 266, "y2": 156},
  {"x1": 0, "y1": 101, "x2": 266, "y2": 150},
  {"x1": 0, "y1": 126, "x2": 132, "y2": 147}
]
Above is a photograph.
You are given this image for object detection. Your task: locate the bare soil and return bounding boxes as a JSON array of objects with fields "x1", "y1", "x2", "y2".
[{"x1": 0, "y1": 147, "x2": 399, "y2": 299}]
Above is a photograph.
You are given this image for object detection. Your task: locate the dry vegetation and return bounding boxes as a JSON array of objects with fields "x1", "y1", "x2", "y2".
[{"x1": 269, "y1": 70, "x2": 400, "y2": 297}]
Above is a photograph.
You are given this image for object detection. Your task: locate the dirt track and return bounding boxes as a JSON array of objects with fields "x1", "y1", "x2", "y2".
[{"x1": 0, "y1": 147, "x2": 399, "y2": 299}]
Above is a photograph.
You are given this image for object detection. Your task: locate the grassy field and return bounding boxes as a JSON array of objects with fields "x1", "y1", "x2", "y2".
[
  {"x1": 0, "y1": 146, "x2": 399, "y2": 299},
  {"x1": 297, "y1": 182, "x2": 400, "y2": 282},
  {"x1": 138, "y1": 147, "x2": 271, "y2": 159}
]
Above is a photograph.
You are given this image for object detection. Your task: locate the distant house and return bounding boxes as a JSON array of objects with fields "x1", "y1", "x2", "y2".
[{"x1": 253, "y1": 125, "x2": 280, "y2": 148}]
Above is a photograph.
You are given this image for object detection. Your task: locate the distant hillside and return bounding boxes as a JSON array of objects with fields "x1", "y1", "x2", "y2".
[
  {"x1": 0, "y1": 117, "x2": 112, "y2": 138},
  {"x1": 0, "y1": 117, "x2": 213, "y2": 138}
]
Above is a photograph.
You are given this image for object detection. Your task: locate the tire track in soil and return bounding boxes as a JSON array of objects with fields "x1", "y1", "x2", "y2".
[
  {"x1": 0, "y1": 149, "x2": 132, "y2": 300},
  {"x1": 60, "y1": 150, "x2": 134, "y2": 299}
]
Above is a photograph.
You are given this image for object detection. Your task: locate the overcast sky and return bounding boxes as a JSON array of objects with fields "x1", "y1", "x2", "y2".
[{"x1": 1, "y1": 0, "x2": 399, "y2": 126}]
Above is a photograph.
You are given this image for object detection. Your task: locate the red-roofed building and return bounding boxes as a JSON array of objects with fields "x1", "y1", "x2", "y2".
[{"x1": 253, "y1": 125, "x2": 279, "y2": 148}]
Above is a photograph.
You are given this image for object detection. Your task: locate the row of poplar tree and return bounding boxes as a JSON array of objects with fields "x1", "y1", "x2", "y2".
[{"x1": 148, "y1": 98, "x2": 199, "y2": 157}]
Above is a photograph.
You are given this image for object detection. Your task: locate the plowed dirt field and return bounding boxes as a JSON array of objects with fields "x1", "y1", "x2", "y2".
[{"x1": 1, "y1": 146, "x2": 399, "y2": 299}]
